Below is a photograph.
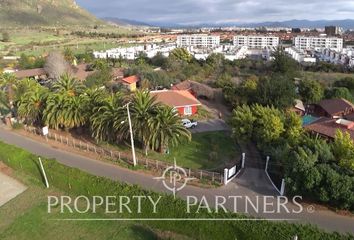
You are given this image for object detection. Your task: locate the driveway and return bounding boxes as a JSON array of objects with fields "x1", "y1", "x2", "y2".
[
  {"x1": 0, "y1": 172, "x2": 27, "y2": 207},
  {"x1": 190, "y1": 119, "x2": 230, "y2": 133}
]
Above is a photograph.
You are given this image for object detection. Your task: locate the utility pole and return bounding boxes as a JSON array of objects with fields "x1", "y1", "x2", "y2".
[{"x1": 126, "y1": 102, "x2": 137, "y2": 166}]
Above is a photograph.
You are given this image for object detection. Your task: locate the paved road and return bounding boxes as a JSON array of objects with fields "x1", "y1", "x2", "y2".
[
  {"x1": 190, "y1": 119, "x2": 230, "y2": 133},
  {"x1": 0, "y1": 127, "x2": 353, "y2": 234}
]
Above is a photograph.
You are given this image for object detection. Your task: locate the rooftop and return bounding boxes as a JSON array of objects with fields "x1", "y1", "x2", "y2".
[
  {"x1": 305, "y1": 117, "x2": 354, "y2": 140},
  {"x1": 317, "y1": 98, "x2": 354, "y2": 116},
  {"x1": 122, "y1": 75, "x2": 139, "y2": 85},
  {"x1": 150, "y1": 90, "x2": 201, "y2": 108},
  {"x1": 14, "y1": 68, "x2": 46, "y2": 79}
]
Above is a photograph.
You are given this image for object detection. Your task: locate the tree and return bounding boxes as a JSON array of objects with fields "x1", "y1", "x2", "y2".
[
  {"x1": 333, "y1": 77, "x2": 354, "y2": 92},
  {"x1": 85, "y1": 67, "x2": 112, "y2": 89},
  {"x1": 52, "y1": 74, "x2": 84, "y2": 96},
  {"x1": 0, "y1": 73, "x2": 17, "y2": 107},
  {"x1": 18, "y1": 54, "x2": 45, "y2": 69},
  {"x1": 170, "y1": 48, "x2": 193, "y2": 63},
  {"x1": 149, "y1": 106, "x2": 191, "y2": 153},
  {"x1": 44, "y1": 75, "x2": 87, "y2": 130},
  {"x1": 332, "y1": 130, "x2": 354, "y2": 171},
  {"x1": 128, "y1": 91, "x2": 160, "y2": 155},
  {"x1": 150, "y1": 52, "x2": 168, "y2": 68},
  {"x1": 252, "y1": 104, "x2": 285, "y2": 145},
  {"x1": 135, "y1": 52, "x2": 148, "y2": 65},
  {"x1": 90, "y1": 93, "x2": 125, "y2": 142},
  {"x1": 17, "y1": 85, "x2": 48, "y2": 125},
  {"x1": 2, "y1": 31, "x2": 10, "y2": 42},
  {"x1": 283, "y1": 111, "x2": 303, "y2": 145},
  {"x1": 142, "y1": 71, "x2": 174, "y2": 89},
  {"x1": 230, "y1": 105, "x2": 256, "y2": 143},
  {"x1": 325, "y1": 87, "x2": 353, "y2": 102},
  {"x1": 44, "y1": 52, "x2": 70, "y2": 80},
  {"x1": 298, "y1": 79, "x2": 324, "y2": 103},
  {"x1": 285, "y1": 147, "x2": 321, "y2": 194},
  {"x1": 43, "y1": 93, "x2": 88, "y2": 130},
  {"x1": 256, "y1": 74, "x2": 296, "y2": 109},
  {"x1": 63, "y1": 48, "x2": 75, "y2": 64},
  {"x1": 271, "y1": 48, "x2": 299, "y2": 77},
  {"x1": 232, "y1": 75, "x2": 259, "y2": 105},
  {"x1": 206, "y1": 53, "x2": 225, "y2": 72}
]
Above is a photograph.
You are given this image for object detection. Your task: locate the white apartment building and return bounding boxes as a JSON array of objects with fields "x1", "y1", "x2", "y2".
[
  {"x1": 93, "y1": 44, "x2": 176, "y2": 60},
  {"x1": 285, "y1": 47, "x2": 316, "y2": 63},
  {"x1": 233, "y1": 35, "x2": 279, "y2": 49},
  {"x1": 176, "y1": 35, "x2": 220, "y2": 48},
  {"x1": 293, "y1": 36, "x2": 343, "y2": 51}
]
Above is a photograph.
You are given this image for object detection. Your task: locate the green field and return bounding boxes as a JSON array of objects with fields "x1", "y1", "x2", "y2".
[
  {"x1": 302, "y1": 71, "x2": 354, "y2": 86},
  {"x1": 148, "y1": 131, "x2": 240, "y2": 170},
  {"x1": 0, "y1": 187, "x2": 160, "y2": 240},
  {"x1": 103, "y1": 131, "x2": 240, "y2": 170},
  {"x1": 0, "y1": 27, "x2": 137, "y2": 57}
]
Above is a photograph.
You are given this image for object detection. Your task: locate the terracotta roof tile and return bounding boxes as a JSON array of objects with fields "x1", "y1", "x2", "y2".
[
  {"x1": 150, "y1": 90, "x2": 201, "y2": 108},
  {"x1": 122, "y1": 75, "x2": 139, "y2": 85},
  {"x1": 305, "y1": 117, "x2": 354, "y2": 140}
]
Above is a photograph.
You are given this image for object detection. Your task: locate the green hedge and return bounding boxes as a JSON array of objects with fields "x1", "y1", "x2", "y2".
[{"x1": 0, "y1": 141, "x2": 352, "y2": 240}]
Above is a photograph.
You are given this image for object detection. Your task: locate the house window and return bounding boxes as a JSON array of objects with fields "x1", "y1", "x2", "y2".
[{"x1": 184, "y1": 106, "x2": 192, "y2": 115}]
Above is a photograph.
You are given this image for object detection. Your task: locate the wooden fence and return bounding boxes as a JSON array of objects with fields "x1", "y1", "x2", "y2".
[{"x1": 24, "y1": 126, "x2": 224, "y2": 184}]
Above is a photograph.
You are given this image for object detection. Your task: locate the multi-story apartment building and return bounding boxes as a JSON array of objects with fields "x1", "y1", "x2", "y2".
[
  {"x1": 233, "y1": 35, "x2": 279, "y2": 49},
  {"x1": 293, "y1": 36, "x2": 343, "y2": 51},
  {"x1": 176, "y1": 35, "x2": 220, "y2": 48}
]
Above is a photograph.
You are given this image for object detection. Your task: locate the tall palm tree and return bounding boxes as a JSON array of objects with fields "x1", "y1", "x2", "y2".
[
  {"x1": 149, "y1": 106, "x2": 191, "y2": 153},
  {"x1": 14, "y1": 78, "x2": 41, "y2": 102},
  {"x1": 128, "y1": 90, "x2": 160, "y2": 155},
  {"x1": 52, "y1": 74, "x2": 84, "y2": 96},
  {"x1": 43, "y1": 93, "x2": 88, "y2": 130},
  {"x1": 90, "y1": 93, "x2": 125, "y2": 142},
  {"x1": 17, "y1": 85, "x2": 48, "y2": 125}
]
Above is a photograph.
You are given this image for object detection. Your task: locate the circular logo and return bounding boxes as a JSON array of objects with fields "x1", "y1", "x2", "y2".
[{"x1": 154, "y1": 160, "x2": 195, "y2": 198}]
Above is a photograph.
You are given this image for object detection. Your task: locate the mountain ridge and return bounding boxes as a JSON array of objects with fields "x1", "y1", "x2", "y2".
[
  {"x1": 134, "y1": 19, "x2": 354, "y2": 29},
  {"x1": 0, "y1": 0, "x2": 102, "y2": 27}
]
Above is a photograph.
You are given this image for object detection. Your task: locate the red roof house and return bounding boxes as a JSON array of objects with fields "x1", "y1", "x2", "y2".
[
  {"x1": 121, "y1": 75, "x2": 139, "y2": 91},
  {"x1": 150, "y1": 90, "x2": 202, "y2": 116}
]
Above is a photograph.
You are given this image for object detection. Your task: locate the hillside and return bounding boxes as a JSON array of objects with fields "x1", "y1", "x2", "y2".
[{"x1": 0, "y1": 0, "x2": 102, "y2": 27}]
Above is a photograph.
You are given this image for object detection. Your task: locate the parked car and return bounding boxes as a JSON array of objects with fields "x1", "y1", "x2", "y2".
[{"x1": 182, "y1": 119, "x2": 197, "y2": 129}]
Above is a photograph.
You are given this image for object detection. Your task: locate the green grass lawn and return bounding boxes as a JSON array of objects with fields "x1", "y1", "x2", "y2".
[
  {"x1": 147, "y1": 131, "x2": 240, "y2": 170},
  {"x1": 0, "y1": 186, "x2": 159, "y2": 240}
]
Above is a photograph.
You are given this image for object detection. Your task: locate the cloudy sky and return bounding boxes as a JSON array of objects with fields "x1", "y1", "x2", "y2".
[{"x1": 76, "y1": 0, "x2": 354, "y2": 24}]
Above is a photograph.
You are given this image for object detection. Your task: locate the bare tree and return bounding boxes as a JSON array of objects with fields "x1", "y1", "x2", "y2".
[
  {"x1": 44, "y1": 52, "x2": 70, "y2": 80},
  {"x1": 190, "y1": 81, "x2": 215, "y2": 100}
]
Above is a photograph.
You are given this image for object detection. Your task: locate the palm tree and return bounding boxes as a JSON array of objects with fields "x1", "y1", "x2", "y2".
[
  {"x1": 17, "y1": 85, "x2": 48, "y2": 125},
  {"x1": 43, "y1": 93, "x2": 88, "y2": 130},
  {"x1": 52, "y1": 74, "x2": 84, "y2": 96},
  {"x1": 14, "y1": 78, "x2": 41, "y2": 102},
  {"x1": 90, "y1": 93, "x2": 125, "y2": 142},
  {"x1": 149, "y1": 106, "x2": 191, "y2": 153},
  {"x1": 128, "y1": 90, "x2": 160, "y2": 155},
  {"x1": 0, "y1": 73, "x2": 17, "y2": 107}
]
